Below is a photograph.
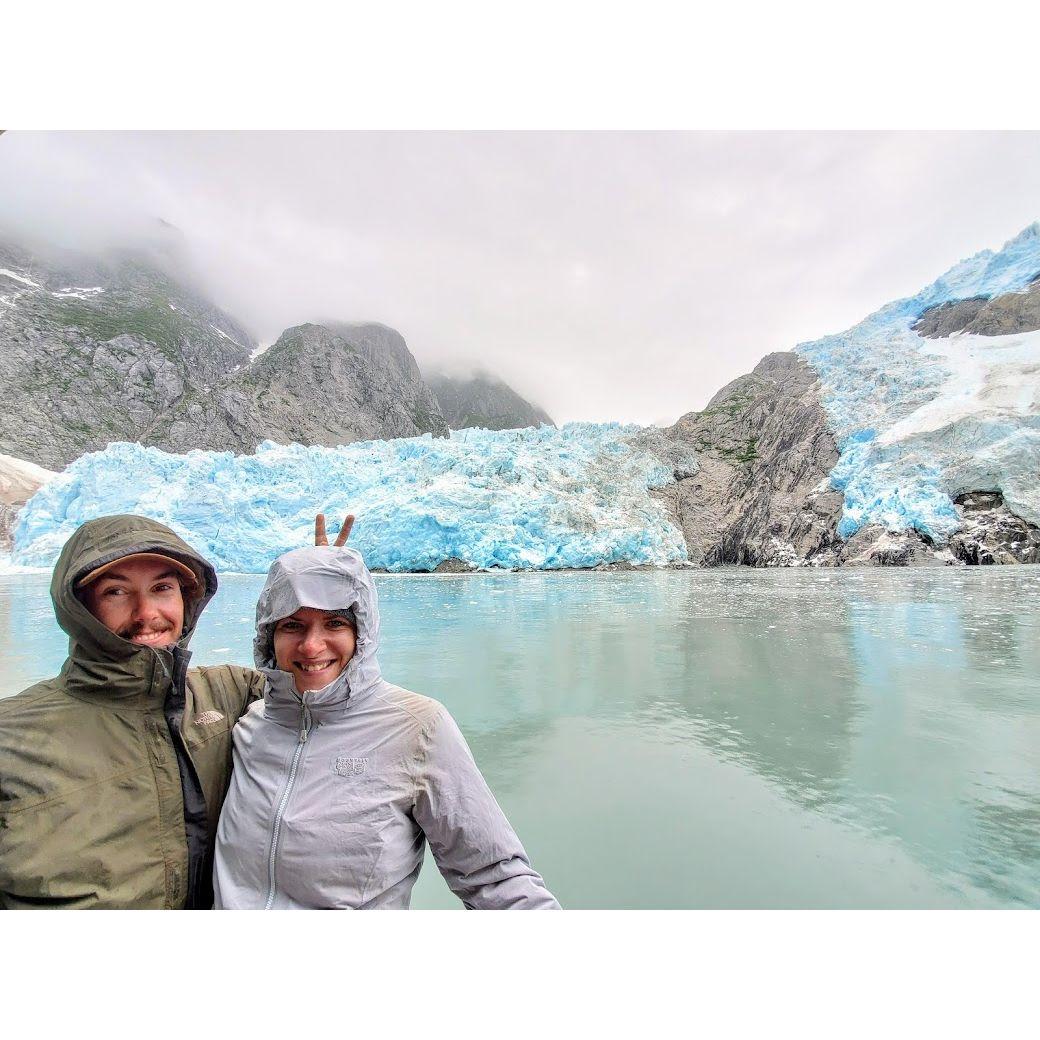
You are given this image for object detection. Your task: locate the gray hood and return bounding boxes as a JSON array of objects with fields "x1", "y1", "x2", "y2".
[{"x1": 254, "y1": 546, "x2": 382, "y2": 701}]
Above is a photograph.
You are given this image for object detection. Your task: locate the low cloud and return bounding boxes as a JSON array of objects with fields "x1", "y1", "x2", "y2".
[{"x1": 2, "y1": 131, "x2": 1039, "y2": 425}]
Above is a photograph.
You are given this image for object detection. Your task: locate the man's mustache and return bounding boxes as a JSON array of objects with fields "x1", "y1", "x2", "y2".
[{"x1": 118, "y1": 622, "x2": 175, "y2": 639}]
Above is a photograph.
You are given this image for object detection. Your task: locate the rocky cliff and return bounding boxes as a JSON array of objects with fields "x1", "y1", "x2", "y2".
[
  {"x1": 155, "y1": 322, "x2": 449, "y2": 453},
  {"x1": 646, "y1": 352, "x2": 845, "y2": 566},
  {"x1": 0, "y1": 240, "x2": 255, "y2": 468},
  {"x1": 646, "y1": 351, "x2": 1040, "y2": 568},
  {"x1": 0, "y1": 240, "x2": 450, "y2": 466},
  {"x1": 427, "y1": 370, "x2": 554, "y2": 431}
]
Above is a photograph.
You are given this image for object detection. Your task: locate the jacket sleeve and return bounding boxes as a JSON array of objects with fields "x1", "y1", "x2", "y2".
[{"x1": 413, "y1": 708, "x2": 560, "y2": 910}]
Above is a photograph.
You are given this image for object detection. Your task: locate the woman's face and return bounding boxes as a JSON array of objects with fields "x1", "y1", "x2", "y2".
[{"x1": 273, "y1": 606, "x2": 357, "y2": 692}]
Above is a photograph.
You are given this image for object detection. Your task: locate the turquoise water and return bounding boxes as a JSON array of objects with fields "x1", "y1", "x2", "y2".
[{"x1": 2, "y1": 567, "x2": 1039, "y2": 909}]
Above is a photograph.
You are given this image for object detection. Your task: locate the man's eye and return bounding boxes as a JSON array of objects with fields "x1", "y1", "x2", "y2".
[{"x1": 102, "y1": 587, "x2": 127, "y2": 597}]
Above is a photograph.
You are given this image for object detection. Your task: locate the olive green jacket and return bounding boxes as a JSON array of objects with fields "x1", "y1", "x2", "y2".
[{"x1": 0, "y1": 515, "x2": 264, "y2": 909}]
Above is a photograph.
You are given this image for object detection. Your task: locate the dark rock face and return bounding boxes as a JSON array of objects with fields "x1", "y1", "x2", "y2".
[
  {"x1": 913, "y1": 277, "x2": 1040, "y2": 338},
  {"x1": 432, "y1": 557, "x2": 477, "y2": 573},
  {"x1": 0, "y1": 240, "x2": 449, "y2": 467},
  {"x1": 829, "y1": 526, "x2": 950, "y2": 567},
  {"x1": 427, "y1": 370, "x2": 554, "y2": 431},
  {"x1": 948, "y1": 492, "x2": 1040, "y2": 564},
  {"x1": 647, "y1": 352, "x2": 844, "y2": 566}
]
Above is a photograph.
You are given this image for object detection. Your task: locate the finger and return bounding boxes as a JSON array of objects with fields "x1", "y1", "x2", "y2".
[
  {"x1": 315, "y1": 513, "x2": 328, "y2": 546},
  {"x1": 334, "y1": 514, "x2": 355, "y2": 547}
]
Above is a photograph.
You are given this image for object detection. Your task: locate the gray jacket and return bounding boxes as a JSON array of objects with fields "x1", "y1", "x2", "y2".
[{"x1": 213, "y1": 546, "x2": 559, "y2": 909}]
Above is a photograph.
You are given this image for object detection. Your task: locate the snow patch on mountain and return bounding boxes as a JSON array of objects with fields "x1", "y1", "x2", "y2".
[
  {"x1": 0, "y1": 453, "x2": 57, "y2": 505},
  {"x1": 0, "y1": 268, "x2": 41, "y2": 289},
  {"x1": 797, "y1": 224, "x2": 1040, "y2": 539},
  {"x1": 12, "y1": 425, "x2": 691, "y2": 573},
  {"x1": 52, "y1": 286, "x2": 106, "y2": 300}
]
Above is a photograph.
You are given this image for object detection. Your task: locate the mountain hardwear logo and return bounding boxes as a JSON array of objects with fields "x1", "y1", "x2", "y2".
[
  {"x1": 194, "y1": 710, "x2": 225, "y2": 726},
  {"x1": 335, "y1": 756, "x2": 369, "y2": 777}
]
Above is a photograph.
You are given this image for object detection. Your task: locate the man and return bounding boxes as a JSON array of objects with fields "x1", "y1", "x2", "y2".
[{"x1": 0, "y1": 512, "x2": 351, "y2": 909}]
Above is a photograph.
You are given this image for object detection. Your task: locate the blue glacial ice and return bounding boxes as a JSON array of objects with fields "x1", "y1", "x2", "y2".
[
  {"x1": 13, "y1": 425, "x2": 691, "y2": 573},
  {"x1": 796, "y1": 223, "x2": 1040, "y2": 540}
]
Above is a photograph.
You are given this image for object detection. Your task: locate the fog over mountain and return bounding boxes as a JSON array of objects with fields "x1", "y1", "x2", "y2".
[{"x1": 3, "y1": 131, "x2": 1040, "y2": 426}]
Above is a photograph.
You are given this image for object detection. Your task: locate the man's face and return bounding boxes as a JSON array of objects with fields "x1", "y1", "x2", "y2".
[{"x1": 80, "y1": 557, "x2": 186, "y2": 648}]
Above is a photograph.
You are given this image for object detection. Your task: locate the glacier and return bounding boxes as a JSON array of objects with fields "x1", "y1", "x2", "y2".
[
  {"x1": 796, "y1": 223, "x2": 1040, "y2": 540},
  {"x1": 12, "y1": 425, "x2": 691, "y2": 573}
]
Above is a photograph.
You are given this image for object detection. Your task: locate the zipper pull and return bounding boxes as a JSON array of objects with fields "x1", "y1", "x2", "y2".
[{"x1": 300, "y1": 704, "x2": 311, "y2": 743}]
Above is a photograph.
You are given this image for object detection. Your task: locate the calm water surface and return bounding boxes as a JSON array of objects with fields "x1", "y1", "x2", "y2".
[{"x1": 2, "y1": 567, "x2": 1038, "y2": 909}]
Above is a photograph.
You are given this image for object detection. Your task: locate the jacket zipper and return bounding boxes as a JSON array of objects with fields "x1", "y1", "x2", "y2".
[{"x1": 264, "y1": 702, "x2": 312, "y2": 910}]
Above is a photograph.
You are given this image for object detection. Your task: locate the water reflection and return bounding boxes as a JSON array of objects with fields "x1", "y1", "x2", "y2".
[{"x1": 2, "y1": 566, "x2": 1038, "y2": 908}]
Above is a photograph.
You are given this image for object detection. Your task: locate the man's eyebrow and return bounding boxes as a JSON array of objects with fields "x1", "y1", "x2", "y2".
[
  {"x1": 97, "y1": 571, "x2": 130, "y2": 582},
  {"x1": 96, "y1": 569, "x2": 181, "y2": 583}
]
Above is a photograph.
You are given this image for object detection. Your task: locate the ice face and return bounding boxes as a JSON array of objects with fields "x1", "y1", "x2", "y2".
[
  {"x1": 12, "y1": 425, "x2": 691, "y2": 573},
  {"x1": 796, "y1": 223, "x2": 1040, "y2": 540}
]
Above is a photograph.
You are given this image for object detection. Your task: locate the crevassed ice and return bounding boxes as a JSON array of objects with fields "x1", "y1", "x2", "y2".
[
  {"x1": 13, "y1": 425, "x2": 690, "y2": 573},
  {"x1": 796, "y1": 223, "x2": 1040, "y2": 540}
]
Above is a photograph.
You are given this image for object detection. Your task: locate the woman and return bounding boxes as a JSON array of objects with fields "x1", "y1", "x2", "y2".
[{"x1": 213, "y1": 544, "x2": 559, "y2": 909}]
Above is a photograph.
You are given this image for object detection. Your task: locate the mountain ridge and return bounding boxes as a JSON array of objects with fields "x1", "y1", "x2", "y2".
[{"x1": 0, "y1": 239, "x2": 546, "y2": 466}]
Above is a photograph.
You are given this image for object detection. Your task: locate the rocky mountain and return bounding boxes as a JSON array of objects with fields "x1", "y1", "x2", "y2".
[
  {"x1": 427, "y1": 369, "x2": 554, "y2": 431},
  {"x1": 154, "y1": 322, "x2": 449, "y2": 453},
  {"x1": 648, "y1": 225, "x2": 1040, "y2": 567},
  {"x1": 0, "y1": 239, "x2": 256, "y2": 468},
  {"x1": 0, "y1": 240, "x2": 449, "y2": 467}
]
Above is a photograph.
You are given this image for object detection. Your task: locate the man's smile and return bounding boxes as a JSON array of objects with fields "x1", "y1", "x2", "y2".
[{"x1": 121, "y1": 625, "x2": 175, "y2": 646}]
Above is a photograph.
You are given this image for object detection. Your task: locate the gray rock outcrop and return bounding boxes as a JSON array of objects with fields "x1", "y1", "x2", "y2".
[
  {"x1": 646, "y1": 352, "x2": 844, "y2": 566},
  {"x1": 155, "y1": 322, "x2": 449, "y2": 453},
  {"x1": 948, "y1": 492, "x2": 1040, "y2": 564},
  {"x1": 427, "y1": 370, "x2": 554, "y2": 431},
  {"x1": 912, "y1": 277, "x2": 1040, "y2": 338},
  {"x1": 0, "y1": 240, "x2": 255, "y2": 468},
  {"x1": 0, "y1": 240, "x2": 449, "y2": 467}
]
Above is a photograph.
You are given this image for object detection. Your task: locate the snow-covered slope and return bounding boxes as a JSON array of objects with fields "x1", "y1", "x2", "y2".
[
  {"x1": 796, "y1": 224, "x2": 1040, "y2": 540},
  {"x1": 12, "y1": 426, "x2": 691, "y2": 572},
  {"x1": 0, "y1": 453, "x2": 56, "y2": 505},
  {"x1": 0, "y1": 453, "x2": 57, "y2": 556}
]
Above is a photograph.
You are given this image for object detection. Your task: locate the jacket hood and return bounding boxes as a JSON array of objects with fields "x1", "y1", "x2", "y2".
[
  {"x1": 254, "y1": 546, "x2": 382, "y2": 702},
  {"x1": 51, "y1": 514, "x2": 217, "y2": 699}
]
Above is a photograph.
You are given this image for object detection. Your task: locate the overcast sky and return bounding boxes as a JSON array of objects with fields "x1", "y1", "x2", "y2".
[{"x1": 2, "y1": 131, "x2": 1040, "y2": 426}]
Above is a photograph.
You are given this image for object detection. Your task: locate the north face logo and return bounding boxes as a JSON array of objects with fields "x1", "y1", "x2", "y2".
[
  {"x1": 334, "y1": 756, "x2": 369, "y2": 777},
  {"x1": 194, "y1": 710, "x2": 225, "y2": 726}
]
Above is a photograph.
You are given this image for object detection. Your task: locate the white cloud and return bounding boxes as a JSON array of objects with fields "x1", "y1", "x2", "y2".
[{"x1": 1, "y1": 130, "x2": 1039, "y2": 426}]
